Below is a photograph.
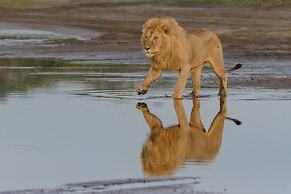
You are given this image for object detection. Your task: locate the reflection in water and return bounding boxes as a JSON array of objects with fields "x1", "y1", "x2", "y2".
[
  {"x1": 0, "y1": 58, "x2": 145, "y2": 99},
  {"x1": 0, "y1": 58, "x2": 69, "y2": 98},
  {"x1": 137, "y1": 98, "x2": 241, "y2": 176}
]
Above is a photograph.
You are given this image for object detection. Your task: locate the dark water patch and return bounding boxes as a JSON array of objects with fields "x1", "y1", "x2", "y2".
[{"x1": 0, "y1": 58, "x2": 146, "y2": 99}]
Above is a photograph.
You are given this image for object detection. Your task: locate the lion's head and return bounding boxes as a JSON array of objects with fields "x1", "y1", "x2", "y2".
[{"x1": 141, "y1": 18, "x2": 178, "y2": 58}]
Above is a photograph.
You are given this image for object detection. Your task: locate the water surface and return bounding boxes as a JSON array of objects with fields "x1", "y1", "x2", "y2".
[{"x1": 0, "y1": 59, "x2": 290, "y2": 194}]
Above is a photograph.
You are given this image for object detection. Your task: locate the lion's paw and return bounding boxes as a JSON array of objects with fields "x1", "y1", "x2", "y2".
[
  {"x1": 137, "y1": 87, "x2": 148, "y2": 95},
  {"x1": 136, "y1": 102, "x2": 149, "y2": 112},
  {"x1": 172, "y1": 92, "x2": 183, "y2": 99}
]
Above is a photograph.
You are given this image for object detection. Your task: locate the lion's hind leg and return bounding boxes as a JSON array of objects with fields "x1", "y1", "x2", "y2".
[{"x1": 208, "y1": 47, "x2": 227, "y2": 97}]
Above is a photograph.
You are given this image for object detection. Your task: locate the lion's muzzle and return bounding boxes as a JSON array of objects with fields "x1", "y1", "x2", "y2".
[{"x1": 145, "y1": 52, "x2": 155, "y2": 58}]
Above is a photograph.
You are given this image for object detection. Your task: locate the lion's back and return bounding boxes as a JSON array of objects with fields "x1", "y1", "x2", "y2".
[{"x1": 190, "y1": 29, "x2": 220, "y2": 44}]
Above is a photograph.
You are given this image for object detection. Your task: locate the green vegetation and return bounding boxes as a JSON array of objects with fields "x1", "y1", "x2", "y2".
[
  {"x1": 0, "y1": 0, "x2": 289, "y2": 8},
  {"x1": 192, "y1": 0, "x2": 289, "y2": 6},
  {"x1": 0, "y1": 0, "x2": 66, "y2": 9},
  {"x1": 0, "y1": 0, "x2": 33, "y2": 8}
]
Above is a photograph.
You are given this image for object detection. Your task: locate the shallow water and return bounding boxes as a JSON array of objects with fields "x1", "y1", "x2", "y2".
[
  {"x1": 0, "y1": 23, "x2": 98, "y2": 47},
  {"x1": 0, "y1": 59, "x2": 290, "y2": 194}
]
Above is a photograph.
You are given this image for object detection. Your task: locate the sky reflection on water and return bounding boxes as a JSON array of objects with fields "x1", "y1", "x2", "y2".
[{"x1": 0, "y1": 60, "x2": 290, "y2": 194}]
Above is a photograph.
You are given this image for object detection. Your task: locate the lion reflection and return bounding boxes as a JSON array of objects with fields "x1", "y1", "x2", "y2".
[{"x1": 136, "y1": 98, "x2": 240, "y2": 176}]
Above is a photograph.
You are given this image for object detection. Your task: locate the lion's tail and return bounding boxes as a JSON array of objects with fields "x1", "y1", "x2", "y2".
[
  {"x1": 225, "y1": 63, "x2": 242, "y2": 73},
  {"x1": 226, "y1": 117, "x2": 242, "y2": 125}
]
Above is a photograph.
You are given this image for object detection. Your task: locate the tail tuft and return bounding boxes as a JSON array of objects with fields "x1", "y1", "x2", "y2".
[
  {"x1": 226, "y1": 63, "x2": 242, "y2": 73},
  {"x1": 233, "y1": 63, "x2": 242, "y2": 70},
  {"x1": 226, "y1": 117, "x2": 242, "y2": 125}
]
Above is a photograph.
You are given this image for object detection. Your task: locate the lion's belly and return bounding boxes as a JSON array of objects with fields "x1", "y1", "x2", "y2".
[
  {"x1": 189, "y1": 51, "x2": 209, "y2": 69},
  {"x1": 152, "y1": 58, "x2": 184, "y2": 71}
]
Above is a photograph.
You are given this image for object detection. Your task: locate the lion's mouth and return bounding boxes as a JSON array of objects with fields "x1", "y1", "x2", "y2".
[{"x1": 145, "y1": 52, "x2": 155, "y2": 58}]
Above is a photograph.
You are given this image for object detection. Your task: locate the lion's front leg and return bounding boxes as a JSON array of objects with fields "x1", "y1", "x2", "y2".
[
  {"x1": 173, "y1": 66, "x2": 190, "y2": 99},
  {"x1": 137, "y1": 67, "x2": 162, "y2": 95},
  {"x1": 189, "y1": 98, "x2": 205, "y2": 131},
  {"x1": 136, "y1": 102, "x2": 163, "y2": 130},
  {"x1": 190, "y1": 66, "x2": 203, "y2": 98},
  {"x1": 173, "y1": 99, "x2": 189, "y2": 129}
]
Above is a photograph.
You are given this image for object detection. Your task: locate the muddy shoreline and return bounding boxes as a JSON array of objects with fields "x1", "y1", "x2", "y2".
[
  {"x1": 0, "y1": 1, "x2": 290, "y2": 57},
  {"x1": 0, "y1": 177, "x2": 203, "y2": 194},
  {"x1": 0, "y1": 1, "x2": 291, "y2": 90},
  {"x1": 3, "y1": 177, "x2": 208, "y2": 194}
]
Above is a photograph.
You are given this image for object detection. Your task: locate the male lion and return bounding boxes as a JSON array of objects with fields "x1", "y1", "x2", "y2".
[
  {"x1": 137, "y1": 17, "x2": 241, "y2": 98},
  {"x1": 136, "y1": 98, "x2": 241, "y2": 176}
]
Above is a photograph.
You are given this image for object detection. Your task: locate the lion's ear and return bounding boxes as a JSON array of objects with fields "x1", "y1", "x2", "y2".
[
  {"x1": 162, "y1": 25, "x2": 169, "y2": 34},
  {"x1": 142, "y1": 21, "x2": 148, "y2": 31}
]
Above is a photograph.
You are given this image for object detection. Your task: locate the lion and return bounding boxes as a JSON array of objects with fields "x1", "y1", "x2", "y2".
[
  {"x1": 136, "y1": 98, "x2": 241, "y2": 176},
  {"x1": 136, "y1": 17, "x2": 241, "y2": 98}
]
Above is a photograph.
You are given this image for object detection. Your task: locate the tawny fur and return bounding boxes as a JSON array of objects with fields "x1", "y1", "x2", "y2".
[
  {"x1": 137, "y1": 98, "x2": 227, "y2": 176},
  {"x1": 137, "y1": 17, "x2": 228, "y2": 98}
]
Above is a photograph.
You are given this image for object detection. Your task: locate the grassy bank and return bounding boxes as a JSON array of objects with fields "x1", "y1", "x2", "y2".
[
  {"x1": 0, "y1": 0, "x2": 289, "y2": 8},
  {"x1": 0, "y1": 0, "x2": 33, "y2": 8},
  {"x1": 0, "y1": 0, "x2": 70, "y2": 8}
]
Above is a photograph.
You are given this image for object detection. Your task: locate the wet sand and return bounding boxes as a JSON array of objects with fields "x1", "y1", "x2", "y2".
[
  {"x1": 0, "y1": 0, "x2": 290, "y2": 193},
  {"x1": 4, "y1": 177, "x2": 200, "y2": 194}
]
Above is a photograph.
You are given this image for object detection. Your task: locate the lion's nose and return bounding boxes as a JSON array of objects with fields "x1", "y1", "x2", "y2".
[{"x1": 145, "y1": 47, "x2": 150, "y2": 51}]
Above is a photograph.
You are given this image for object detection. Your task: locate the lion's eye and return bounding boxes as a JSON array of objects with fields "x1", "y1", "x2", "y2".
[{"x1": 153, "y1": 36, "x2": 158, "y2": 41}]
